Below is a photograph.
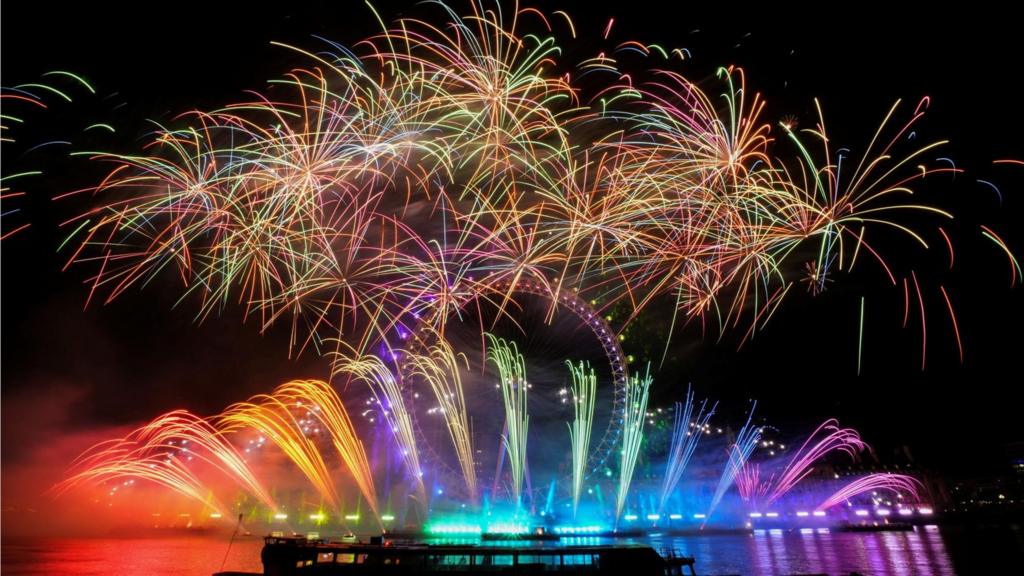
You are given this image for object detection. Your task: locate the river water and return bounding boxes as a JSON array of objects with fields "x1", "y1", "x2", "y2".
[{"x1": 2, "y1": 525, "x2": 1021, "y2": 575}]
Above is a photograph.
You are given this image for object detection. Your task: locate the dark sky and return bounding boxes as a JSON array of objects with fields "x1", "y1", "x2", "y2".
[{"x1": 2, "y1": 1, "x2": 1022, "y2": 479}]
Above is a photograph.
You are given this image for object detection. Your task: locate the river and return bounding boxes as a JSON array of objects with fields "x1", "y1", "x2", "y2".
[{"x1": 2, "y1": 525, "x2": 1021, "y2": 575}]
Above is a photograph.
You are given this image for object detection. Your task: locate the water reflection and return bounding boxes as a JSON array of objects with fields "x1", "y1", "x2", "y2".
[
  {"x1": 4, "y1": 525, "x2": 1017, "y2": 575},
  {"x1": 643, "y1": 526, "x2": 956, "y2": 575}
]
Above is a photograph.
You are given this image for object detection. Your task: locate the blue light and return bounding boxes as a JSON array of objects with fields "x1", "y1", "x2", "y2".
[
  {"x1": 555, "y1": 525, "x2": 604, "y2": 535},
  {"x1": 426, "y1": 523, "x2": 482, "y2": 535}
]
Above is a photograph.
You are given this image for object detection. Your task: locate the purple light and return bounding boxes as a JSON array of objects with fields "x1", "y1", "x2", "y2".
[
  {"x1": 854, "y1": 510, "x2": 869, "y2": 517},
  {"x1": 812, "y1": 511, "x2": 827, "y2": 517},
  {"x1": 898, "y1": 508, "x2": 913, "y2": 516},
  {"x1": 919, "y1": 507, "x2": 933, "y2": 515}
]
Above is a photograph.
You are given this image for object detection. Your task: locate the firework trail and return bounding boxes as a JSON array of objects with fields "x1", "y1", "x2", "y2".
[
  {"x1": 659, "y1": 386, "x2": 716, "y2": 515},
  {"x1": 486, "y1": 333, "x2": 530, "y2": 509},
  {"x1": 816, "y1": 473, "x2": 923, "y2": 511},
  {"x1": 331, "y1": 350, "x2": 426, "y2": 505},
  {"x1": 57, "y1": 457, "x2": 225, "y2": 516},
  {"x1": 402, "y1": 332, "x2": 478, "y2": 501},
  {"x1": 566, "y1": 360, "x2": 597, "y2": 519},
  {"x1": 704, "y1": 403, "x2": 761, "y2": 525},
  {"x1": 126, "y1": 410, "x2": 276, "y2": 510},
  {"x1": 217, "y1": 386, "x2": 339, "y2": 515},
  {"x1": 616, "y1": 363, "x2": 653, "y2": 524},
  {"x1": 50, "y1": 411, "x2": 249, "y2": 516},
  {"x1": 749, "y1": 419, "x2": 866, "y2": 508},
  {"x1": 219, "y1": 380, "x2": 378, "y2": 526},
  {"x1": 735, "y1": 461, "x2": 764, "y2": 507},
  {"x1": 1, "y1": 71, "x2": 100, "y2": 241},
  {"x1": 272, "y1": 380, "x2": 379, "y2": 525}
]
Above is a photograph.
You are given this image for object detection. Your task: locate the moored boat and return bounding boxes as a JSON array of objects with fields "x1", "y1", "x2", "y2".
[{"x1": 215, "y1": 534, "x2": 698, "y2": 575}]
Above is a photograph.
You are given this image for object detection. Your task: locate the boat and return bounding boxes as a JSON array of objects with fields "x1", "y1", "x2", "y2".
[{"x1": 215, "y1": 534, "x2": 698, "y2": 575}]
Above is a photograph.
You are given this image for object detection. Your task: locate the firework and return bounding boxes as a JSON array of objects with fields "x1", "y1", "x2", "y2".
[
  {"x1": 50, "y1": 410, "x2": 253, "y2": 516},
  {"x1": 48, "y1": 0, "x2": 994, "y2": 373},
  {"x1": 765, "y1": 420, "x2": 865, "y2": 506},
  {"x1": 738, "y1": 419, "x2": 866, "y2": 509},
  {"x1": 816, "y1": 473, "x2": 923, "y2": 511},
  {"x1": 616, "y1": 363, "x2": 653, "y2": 524},
  {"x1": 402, "y1": 333, "x2": 478, "y2": 501},
  {"x1": 659, "y1": 386, "x2": 716, "y2": 515},
  {"x1": 1, "y1": 71, "x2": 100, "y2": 241},
  {"x1": 219, "y1": 380, "x2": 378, "y2": 527},
  {"x1": 331, "y1": 350, "x2": 426, "y2": 504},
  {"x1": 486, "y1": 333, "x2": 530, "y2": 509},
  {"x1": 272, "y1": 380, "x2": 379, "y2": 525},
  {"x1": 565, "y1": 360, "x2": 597, "y2": 519},
  {"x1": 128, "y1": 411, "x2": 275, "y2": 510},
  {"x1": 704, "y1": 403, "x2": 761, "y2": 525}
]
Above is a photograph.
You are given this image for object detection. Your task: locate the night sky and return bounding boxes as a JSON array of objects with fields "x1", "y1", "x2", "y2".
[{"x1": 3, "y1": 1, "x2": 1022, "y2": 484}]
